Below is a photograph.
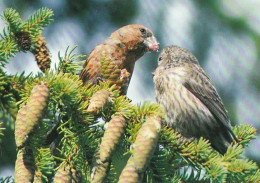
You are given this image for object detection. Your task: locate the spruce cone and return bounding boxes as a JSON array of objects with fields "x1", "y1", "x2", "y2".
[
  {"x1": 131, "y1": 115, "x2": 161, "y2": 171},
  {"x1": 91, "y1": 160, "x2": 109, "y2": 183},
  {"x1": 118, "y1": 116, "x2": 161, "y2": 182},
  {"x1": 87, "y1": 89, "x2": 110, "y2": 114},
  {"x1": 33, "y1": 174, "x2": 43, "y2": 183},
  {"x1": 15, "y1": 105, "x2": 28, "y2": 148},
  {"x1": 32, "y1": 35, "x2": 51, "y2": 72},
  {"x1": 71, "y1": 167, "x2": 81, "y2": 183},
  {"x1": 99, "y1": 115, "x2": 126, "y2": 162},
  {"x1": 53, "y1": 164, "x2": 71, "y2": 183},
  {"x1": 15, "y1": 148, "x2": 35, "y2": 182},
  {"x1": 25, "y1": 82, "x2": 49, "y2": 139},
  {"x1": 91, "y1": 115, "x2": 126, "y2": 182},
  {"x1": 118, "y1": 160, "x2": 140, "y2": 183},
  {"x1": 16, "y1": 31, "x2": 31, "y2": 51}
]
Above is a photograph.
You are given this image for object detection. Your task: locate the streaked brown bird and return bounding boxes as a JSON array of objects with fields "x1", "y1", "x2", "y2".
[
  {"x1": 153, "y1": 45, "x2": 238, "y2": 154},
  {"x1": 80, "y1": 24, "x2": 159, "y2": 94}
]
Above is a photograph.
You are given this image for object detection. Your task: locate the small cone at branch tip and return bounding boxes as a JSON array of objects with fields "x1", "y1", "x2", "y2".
[
  {"x1": 16, "y1": 31, "x2": 31, "y2": 51},
  {"x1": 131, "y1": 115, "x2": 161, "y2": 171},
  {"x1": 53, "y1": 164, "x2": 71, "y2": 183},
  {"x1": 99, "y1": 115, "x2": 126, "y2": 162},
  {"x1": 32, "y1": 35, "x2": 51, "y2": 72},
  {"x1": 15, "y1": 104, "x2": 28, "y2": 148},
  {"x1": 15, "y1": 148, "x2": 35, "y2": 183},
  {"x1": 87, "y1": 89, "x2": 110, "y2": 114},
  {"x1": 25, "y1": 82, "x2": 49, "y2": 139}
]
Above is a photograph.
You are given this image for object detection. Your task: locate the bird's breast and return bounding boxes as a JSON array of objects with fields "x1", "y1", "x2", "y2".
[{"x1": 155, "y1": 69, "x2": 214, "y2": 137}]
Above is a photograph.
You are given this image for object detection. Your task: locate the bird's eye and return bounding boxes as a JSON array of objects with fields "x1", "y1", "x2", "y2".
[
  {"x1": 140, "y1": 28, "x2": 146, "y2": 35},
  {"x1": 158, "y1": 57, "x2": 163, "y2": 62}
]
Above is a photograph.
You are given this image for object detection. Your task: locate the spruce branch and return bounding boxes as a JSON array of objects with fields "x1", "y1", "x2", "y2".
[
  {"x1": 32, "y1": 147, "x2": 55, "y2": 182},
  {"x1": 1, "y1": 8, "x2": 23, "y2": 32},
  {"x1": 57, "y1": 46, "x2": 86, "y2": 75},
  {"x1": 233, "y1": 124, "x2": 257, "y2": 147},
  {"x1": 21, "y1": 7, "x2": 54, "y2": 38},
  {"x1": 0, "y1": 176, "x2": 14, "y2": 183},
  {"x1": 0, "y1": 70, "x2": 18, "y2": 117},
  {"x1": 0, "y1": 7, "x2": 54, "y2": 68},
  {"x1": 0, "y1": 35, "x2": 19, "y2": 63}
]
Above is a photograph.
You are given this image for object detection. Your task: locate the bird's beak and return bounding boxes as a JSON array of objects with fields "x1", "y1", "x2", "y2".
[{"x1": 143, "y1": 36, "x2": 159, "y2": 52}]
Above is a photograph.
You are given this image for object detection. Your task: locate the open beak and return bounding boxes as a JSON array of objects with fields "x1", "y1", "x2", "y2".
[{"x1": 143, "y1": 36, "x2": 159, "y2": 52}]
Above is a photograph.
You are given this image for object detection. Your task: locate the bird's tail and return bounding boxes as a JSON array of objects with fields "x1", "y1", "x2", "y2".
[{"x1": 209, "y1": 127, "x2": 237, "y2": 155}]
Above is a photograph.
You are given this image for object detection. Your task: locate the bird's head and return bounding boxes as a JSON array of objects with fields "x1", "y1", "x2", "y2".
[
  {"x1": 157, "y1": 46, "x2": 199, "y2": 67},
  {"x1": 153, "y1": 46, "x2": 199, "y2": 76},
  {"x1": 111, "y1": 24, "x2": 159, "y2": 52}
]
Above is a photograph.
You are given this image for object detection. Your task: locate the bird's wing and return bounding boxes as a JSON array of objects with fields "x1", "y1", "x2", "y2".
[
  {"x1": 183, "y1": 64, "x2": 238, "y2": 141},
  {"x1": 80, "y1": 45, "x2": 103, "y2": 84}
]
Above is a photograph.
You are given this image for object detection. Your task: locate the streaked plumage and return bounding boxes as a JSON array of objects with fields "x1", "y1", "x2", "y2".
[{"x1": 153, "y1": 45, "x2": 238, "y2": 154}]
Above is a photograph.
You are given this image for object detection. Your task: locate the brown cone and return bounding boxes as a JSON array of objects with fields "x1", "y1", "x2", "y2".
[
  {"x1": 32, "y1": 35, "x2": 51, "y2": 72},
  {"x1": 16, "y1": 31, "x2": 31, "y2": 51}
]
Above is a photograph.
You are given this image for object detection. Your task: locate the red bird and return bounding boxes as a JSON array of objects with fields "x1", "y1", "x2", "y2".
[{"x1": 80, "y1": 24, "x2": 159, "y2": 94}]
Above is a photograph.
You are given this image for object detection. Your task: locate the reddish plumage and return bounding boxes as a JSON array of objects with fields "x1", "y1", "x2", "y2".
[{"x1": 80, "y1": 24, "x2": 159, "y2": 94}]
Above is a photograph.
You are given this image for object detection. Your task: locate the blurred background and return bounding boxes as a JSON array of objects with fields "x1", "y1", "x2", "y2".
[{"x1": 0, "y1": 0, "x2": 259, "y2": 178}]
